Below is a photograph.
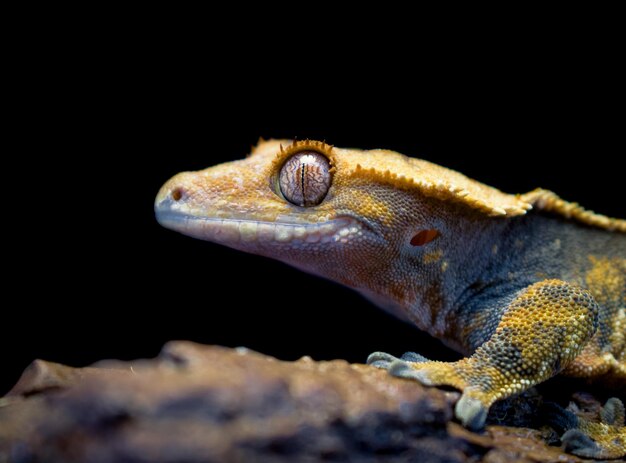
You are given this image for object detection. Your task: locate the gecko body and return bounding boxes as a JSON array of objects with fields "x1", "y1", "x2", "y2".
[{"x1": 156, "y1": 140, "x2": 625, "y2": 458}]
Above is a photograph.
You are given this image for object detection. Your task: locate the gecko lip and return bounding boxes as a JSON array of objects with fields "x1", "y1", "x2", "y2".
[{"x1": 155, "y1": 209, "x2": 366, "y2": 248}]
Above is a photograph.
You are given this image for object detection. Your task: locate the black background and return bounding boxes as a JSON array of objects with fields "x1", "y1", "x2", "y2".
[{"x1": 3, "y1": 17, "x2": 623, "y2": 395}]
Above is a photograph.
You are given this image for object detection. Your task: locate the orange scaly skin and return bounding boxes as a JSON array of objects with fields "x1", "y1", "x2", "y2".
[{"x1": 156, "y1": 139, "x2": 626, "y2": 458}]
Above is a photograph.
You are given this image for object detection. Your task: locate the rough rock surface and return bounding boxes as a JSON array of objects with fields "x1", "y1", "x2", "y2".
[{"x1": 0, "y1": 342, "x2": 591, "y2": 462}]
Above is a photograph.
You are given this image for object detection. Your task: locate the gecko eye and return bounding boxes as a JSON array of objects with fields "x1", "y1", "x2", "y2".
[{"x1": 279, "y1": 151, "x2": 331, "y2": 207}]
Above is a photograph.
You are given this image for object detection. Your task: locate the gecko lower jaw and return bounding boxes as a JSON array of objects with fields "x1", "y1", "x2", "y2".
[{"x1": 155, "y1": 210, "x2": 366, "y2": 248}]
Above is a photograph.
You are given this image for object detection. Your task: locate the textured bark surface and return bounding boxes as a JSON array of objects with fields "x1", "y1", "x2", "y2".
[{"x1": 0, "y1": 342, "x2": 585, "y2": 463}]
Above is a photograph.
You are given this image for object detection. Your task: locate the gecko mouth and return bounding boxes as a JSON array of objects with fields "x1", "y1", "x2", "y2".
[{"x1": 155, "y1": 210, "x2": 365, "y2": 248}]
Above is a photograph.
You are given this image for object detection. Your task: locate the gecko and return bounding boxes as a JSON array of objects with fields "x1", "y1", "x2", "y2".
[{"x1": 155, "y1": 139, "x2": 625, "y2": 458}]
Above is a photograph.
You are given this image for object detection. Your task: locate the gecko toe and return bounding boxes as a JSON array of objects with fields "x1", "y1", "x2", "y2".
[
  {"x1": 367, "y1": 352, "x2": 400, "y2": 368},
  {"x1": 561, "y1": 430, "x2": 601, "y2": 458},
  {"x1": 388, "y1": 359, "x2": 417, "y2": 378},
  {"x1": 600, "y1": 397, "x2": 625, "y2": 426},
  {"x1": 388, "y1": 359, "x2": 436, "y2": 385},
  {"x1": 455, "y1": 393, "x2": 488, "y2": 431}
]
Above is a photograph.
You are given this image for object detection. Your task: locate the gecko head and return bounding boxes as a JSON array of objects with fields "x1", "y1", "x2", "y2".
[
  {"x1": 156, "y1": 139, "x2": 417, "y2": 294},
  {"x1": 155, "y1": 139, "x2": 515, "y2": 309}
]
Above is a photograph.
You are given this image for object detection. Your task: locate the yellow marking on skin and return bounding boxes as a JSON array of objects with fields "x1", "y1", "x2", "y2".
[
  {"x1": 611, "y1": 308, "x2": 626, "y2": 363},
  {"x1": 423, "y1": 249, "x2": 443, "y2": 264},
  {"x1": 565, "y1": 256, "x2": 626, "y2": 378},
  {"x1": 491, "y1": 244, "x2": 498, "y2": 255},
  {"x1": 441, "y1": 261, "x2": 449, "y2": 272},
  {"x1": 585, "y1": 256, "x2": 626, "y2": 306},
  {"x1": 497, "y1": 281, "x2": 596, "y2": 379},
  {"x1": 350, "y1": 193, "x2": 394, "y2": 227}
]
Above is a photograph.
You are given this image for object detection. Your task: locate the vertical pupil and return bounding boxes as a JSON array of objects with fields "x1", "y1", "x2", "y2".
[
  {"x1": 279, "y1": 151, "x2": 331, "y2": 207},
  {"x1": 300, "y1": 163, "x2": 307, "y2": 206}
]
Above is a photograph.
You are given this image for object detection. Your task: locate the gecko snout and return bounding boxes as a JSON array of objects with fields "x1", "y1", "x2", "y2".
[
  {"x1": 159, "y1": 186, "x2": 186, "y2": 204},
  {"x1": 154, "y1": 172, "x2": 197, "y2": 230},
  {"x1": 155, "y1": 184, "x2": 186, "y2": 208},
  {"x1": 155, "y1": 171, "x2": 197, "y2": 205}
]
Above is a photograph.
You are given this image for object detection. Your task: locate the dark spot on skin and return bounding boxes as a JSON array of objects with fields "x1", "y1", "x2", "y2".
[{"x1": 411, "y1": 229, "x2": 440, "y2": 246}]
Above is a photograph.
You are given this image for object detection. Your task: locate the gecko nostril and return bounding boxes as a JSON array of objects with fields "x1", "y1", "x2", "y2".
[{"x1": 171, "y1": 188, "x2": 183, "y2": 201}]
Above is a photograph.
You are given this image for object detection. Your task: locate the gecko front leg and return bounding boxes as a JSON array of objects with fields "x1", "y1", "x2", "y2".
[{"x1": 368, "y1": 279, "x2": 600, "y2": 430}]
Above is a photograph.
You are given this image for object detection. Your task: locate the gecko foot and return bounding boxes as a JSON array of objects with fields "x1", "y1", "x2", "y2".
[
  {"x1": 546, "y1": 397, "x2": 626, "y2": 459},
  {"x1": 367, "y1": 351, "x2": 490, "y2": 429}
]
